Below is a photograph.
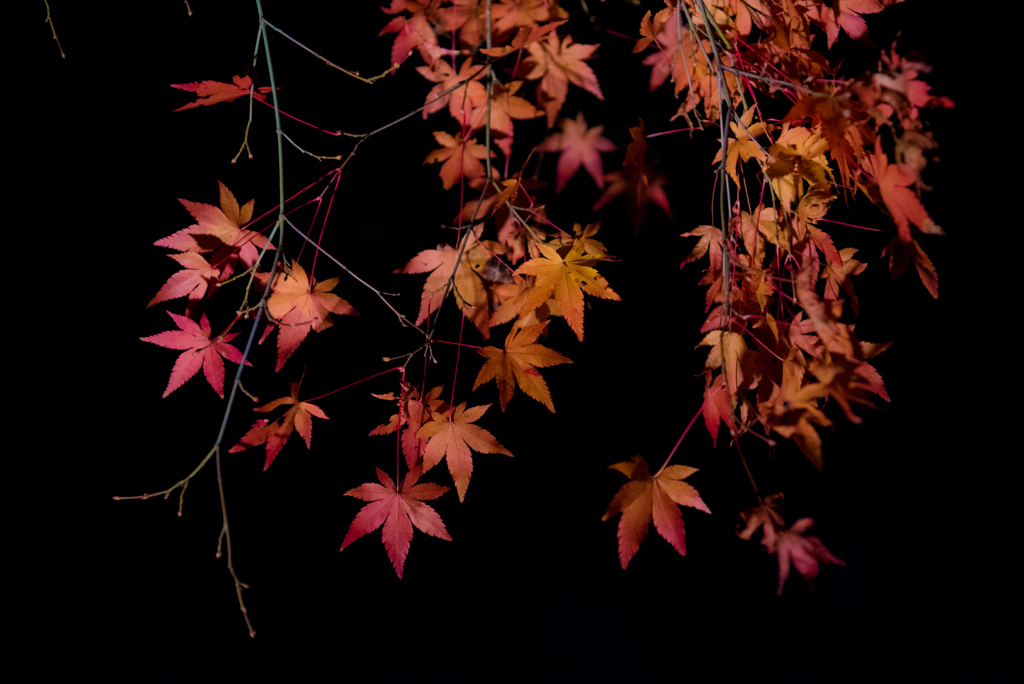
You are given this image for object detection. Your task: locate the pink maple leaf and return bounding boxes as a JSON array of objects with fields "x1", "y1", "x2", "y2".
[
  {"x1": 340, "y1": 465, "x2": 452, "y2": 578},
  {"x1": 140, "y1": 311, "x2": 249, "y2": 398},
  {"x1": 772, "y1": 518, "x2": 846, "y2": 595},
  {"x1": 537, "y1": 112, "x2": 617, "y2": 192}
]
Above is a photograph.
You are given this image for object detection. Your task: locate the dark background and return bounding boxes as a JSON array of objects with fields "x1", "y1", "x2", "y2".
[{"x1": 19, "y1": 1, "x2": 1011, "y2": 681}]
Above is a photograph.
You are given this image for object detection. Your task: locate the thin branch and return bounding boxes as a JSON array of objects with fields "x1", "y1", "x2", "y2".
[
  {"x1": 340, "y1": 62, "x2": 491, "y2": 139},
  {"x1": 263, "y1": 19, "x2": 392, "y2": 83},
  {"x1": 43, "y1": 0, "x2": 65, "y2": 59},
  {"x1": 720, "y1": 65, "x2": 820, "y2": 95},
  {"x1": 232, "y1": 25, "x2": 266, "y2": 163},
  {"x1": 284, "y1": 216, "x2": 425, "y2": 334}
]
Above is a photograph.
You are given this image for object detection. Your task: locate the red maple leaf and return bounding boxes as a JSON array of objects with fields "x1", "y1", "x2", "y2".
[
  {"x1": 537, "y1": 112, "x2": 617, "y2": 192},
  {"x1": 602, "y1": 455, "x2": 711, "y2": 569},
  {"x1": 593, "y1": 119, "x2": 673, "y2": 231},
  {"x1": 228, "y1": 381, "x2": 328, "y2": 470},
  {"x1": 340, "y1": 465, "x2": 452, "y2": 578},
  {"x1": 170, "y1": 75, "x2": 275, "y2": 112},
  {"x1": 141, "y1": 311, "x2": 249, "y2": 398}
]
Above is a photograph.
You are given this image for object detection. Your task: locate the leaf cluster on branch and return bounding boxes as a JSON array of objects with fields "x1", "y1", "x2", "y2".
[{"x1": 123, "y1": 0, "x2": 951, "y2": 636}]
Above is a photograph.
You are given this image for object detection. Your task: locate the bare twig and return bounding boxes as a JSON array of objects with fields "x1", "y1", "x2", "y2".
[
  {"x1": 263, "y1": 19, "x2": 393, "y2": 84},
  {"x1": 43, "y1": 0, "x2": 65, "y2": 59}
]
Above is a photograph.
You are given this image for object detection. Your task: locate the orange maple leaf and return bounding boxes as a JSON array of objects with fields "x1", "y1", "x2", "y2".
[
  {"x1": 524, "y1": 33, "x2": 604, "y2": 127},
  {"x1": 712, "y1": 108, "x2": 770, "y2": 185},
  {"x1": 147, "y1": 252, "x2": 220, "y2": 310},
  {"x1": 514, "y1": 238, "x2": 619, "y2": 342},
  {"x1": 785, "y1": 93, "x2": 861, "y2": 190},
  {"x1": 602, "y1": 455, "x2": 711, "y2": 569},
  {"x1": 863, "y1": 140, "x2": 943, "y2": 243},
  {"x1": 473, "y1": 321, "x2": 572, "y2": 412},
  {"x1": 423, "y1": 130, "x2": 495, "y2": 190},
  {"x1": 229, "y1": 381, "x2": 328, "y2": 470},
  {"x1": 468, "y1": 80, "x2": 543, "y2": 156},
  {"x1": 340, "y1": 465, "x2": 452, "y2": 579},
  {"x1": 170, "y1": 75, "x2": 275, "y2": 112},
  {"x1": 416, "y1": 402, "x2": 512, "y2": 502},
  {"x1": 479, "y1": 21, "x2": 565, "y2": 58},
  {"x1": 697, "y1": 330, "x2": 749, "y2": 395},
  {"x1": 416, "y1": 57, "x2": 486, "y2": 121},
  {"x1": 267, "y1": 260, "x2": 357, "y2": 372}
]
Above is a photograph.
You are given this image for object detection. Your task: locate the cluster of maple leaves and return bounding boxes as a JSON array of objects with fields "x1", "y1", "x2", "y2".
[{"x1": 140, "y1": 0, "x2": 950, "y2": 594}]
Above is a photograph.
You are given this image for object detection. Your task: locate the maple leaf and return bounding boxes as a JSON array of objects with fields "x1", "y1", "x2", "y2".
[
  {"x1": 423, "y1": 131, "x2": 494, "y2": 190},
  {"x1": 394, "y1": 234, "x2": 501, "y2": 339},
  {"x1": 712, "y1": 108, "x2": 769, "y2": 185},
  {"x1": 416, "y1": 57, "x2": 486, "y2": 121},
  {"x1": 641, "y1": 26, "x2": 696, "y2": 99},
  {"x1": 812, "y1": 0, "x2": 883, "y2": 48},
  {"x1": 141, "y1": 311, "x2": 249, "y2": 398},
  {"x1": 473, "y1": 321, "x2": 572, "y2": 412},
  {"x1": 416, "y1": 402, "x2": 512, "y2": 502},
  {"x1": 821, "y1": 247, "x2": 867, "y2": 313},
  {"x1": 370, "y1": 385, "x2": 447, "y2": 467},
  {"x1": 147, "y1": 252, "x2": 220, "y2": 310},
  {"x1": 772, "y1": 518, "x2": 846, "y2": 595},
  {"x1": 491, "y1": 0, "x2": 552, "y2": 34},
  {"x1": 784, "y1": 93, "x2": 861, "y2": 191},
  {"x1": 340, "y1": 465, "x2": 452, "y2": 578},
  {"x1": 537, "y1": 112, "x2": 617, "y2": 192},
  {"x1": 468, "y1": 80, "x2": 543, "y2": 156},
  {"x1": 602, "y1": 455, "x2": 710, "y2": 569},
  {"x1": 771, "y1": 382, "x2": 834, "y2": 468},
  {"x1": 228, "y1": 380, "x2": 328, "y2": 470},
  {"x1": 170, "y1": 75, "x2": 275, "y2": 112},
  {"x1": 737, "y1": 492, "x2": 786, "y2": 550},
  {"x1": 863, "y1": 141, "x2": 943, "y2": 243},
  {"x1": 266, "y1": 260, "x2": 357, "y2": 372},
  {"x1": 882, "y1": 236, "x2": 938, "y2": 298},
  {"x1": 524, "y1": 33, "x2": 604, "y2": 127},
  {"x1": 594, "y1": 119, "x2": 673, "y2": 231},
  {"x1": 514, "y1": 239, "x2": 620, "y2": 342},
  {"x1": 697, "y1": 330, "x2": 749, "y2": 395},
  {"x1": 479, "y1": 21, "x2": 564, "y2": 58},
  {"x1": 701, "y1": 377, "x2": 733, "y2": 448},
  {"x1": 155, "y1": 182, "x2": 273, "y2": 271},
  {"x1": 379, "y1": 0, "x2": 440, "y2": 68}
]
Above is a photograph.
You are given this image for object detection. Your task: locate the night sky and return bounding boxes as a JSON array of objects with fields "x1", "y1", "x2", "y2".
[{"x1": 20, "y1": 1, "x2": 1011, "y2": 681}]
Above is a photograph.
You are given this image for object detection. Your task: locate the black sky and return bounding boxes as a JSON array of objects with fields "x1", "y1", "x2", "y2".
[{"x1": 19, "y1": 1, "x2": 1011, "y2": 681}]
